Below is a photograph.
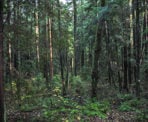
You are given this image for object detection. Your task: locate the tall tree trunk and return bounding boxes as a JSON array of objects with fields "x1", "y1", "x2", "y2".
[
  {"x1": 135, "y1": 0, "x2": 141, "y2": 97},
  {"x1": 5, "y1": 0, "x2": 12, "y2": 84},
  {"x1": 81, "y1": 50, "x2": 84, "y2": 67},
  {"x1": 128, "y1": 0, "x2": 133, "y2": 88},
  {"x1": 132, "y1": 0, "x2": 137, "y2": 93},
  {"x1": 115, "y1": 38, "x2": 122, "y2": 92},
  {"x1": 43, "y1": 13, "x2": 49, "y2": 84},
  {"x1": 13, "y1": 0, "x2": 21, "y2": 104},
  {"x1": 73, "y1": 0, "x2": 78, "y2": 76},
  {"x1": 143, "y1": 0, "x2": 148, "y2": 81},
  {"x1": 0, "y1": 0, "x2": 4, "y2": 121},
  {"x1": 105, "y1": 21, "x2": 111, "y2": 85},
  {"x1": 91, "y1": 0, "x2": 105, "y2": 99},
  {"x1": 65, "y1": 49, "x2": 69, "y2": 94},
  {"x1": 80, "y1": 0, "x2": 85, "y2": 69},
  {"x1": 123, "y1": 45, "x2": 128, "y2": 92},
  {"x1": 35, "y1": 0, "x2": 40, "y2": 69},
  {"x1": 57, "y1": 0, "x2": 66, "y2": 96},
  {"x1": 121, "y1": 5, "x2": 129, "y2": 92},
  {"x1": 48, "y1": 18, "x2": 53, "y2": 81}
]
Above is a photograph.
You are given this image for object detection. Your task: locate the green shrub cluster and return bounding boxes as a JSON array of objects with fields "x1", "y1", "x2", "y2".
[{"x1": 42, "y1": 98, "x2": 110, "y2": 121}]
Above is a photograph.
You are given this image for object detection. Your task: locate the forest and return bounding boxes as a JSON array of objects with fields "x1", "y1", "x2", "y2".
[{"x1": 0, "y1": 0, "x2": 148, "y2": 121}]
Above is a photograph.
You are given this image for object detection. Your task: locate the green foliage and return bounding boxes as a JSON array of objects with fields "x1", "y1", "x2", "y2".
[
  {"x1": 42, "y1": 98, "x2": 81, "y2": 121},
  {"x1": 117, "y1": 93, "x2": 133, "y2": 101},
  {"x1": 41, "y1": 97, "x2": 110, "y2": 121},
  {"x1": 52, "y1": 75, "x2": 62, "y2": 87},
  {"x1": 82, "y1": 101, "x2": 110, "y2": 119},
  {"x1": 128, "y1": 99, "x2": 140, "y2": 107},
  {"x1": 31, "y1": 73, "x2": 46, "y2": 93},
  {"x1": 119, "y1": 102, "x2": 133, "y2": 112},
  {"x1": 70, "y1": 75, "x2": 83, "y2": 91},
  {"x1": 20, "y1": 103, "x2": 36, "y2": 112},
  {"x1": 118, "y1": 98, "x2": 145, "y2": 112},
  {"x1": 80, "y1": 66, "x2": 91, "y2": 81},
  {"x1": 70, "y1": 75, "x2": 90, "y2": 96},
  {"x1": 136, "y1": 109, "x2": 148, "y2": 121}
]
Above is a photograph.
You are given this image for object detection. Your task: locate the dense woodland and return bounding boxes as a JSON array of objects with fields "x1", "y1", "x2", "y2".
[{"x1": 0, "y1": 0, "x2": 148, "y2": 121}]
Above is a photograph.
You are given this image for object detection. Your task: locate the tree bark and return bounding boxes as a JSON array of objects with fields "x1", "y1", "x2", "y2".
[
  {"x1": 0, "y1": 0, "x2": 4, "y2": 121},
  {"x1": 91, "y1": 0, "x2": 105, "y2": 99},
  {"x1": 105, "y1": 21, "x2": 112, "y2": 85},
  {"x1": 48, "y1": 18, "x2": 53, "y2": 81},
  {"x1": 135, "y1": 0, "x2": 140, "y2": 97},
  {"x1": 57, "y1": 0, "x2": 66, "y2": 96},
  {"x1": 143, "y1": 0, "x2": 148, "y2": 81},
  {"x1": 123, "y1": 45, "x2": 128, "y2": 92},
  {"x1": 35, "y1": 0, "x2": 40, "y2": 69},
  {"x1": 73, "y1": 0, "x2": 78, "y2": 76}
]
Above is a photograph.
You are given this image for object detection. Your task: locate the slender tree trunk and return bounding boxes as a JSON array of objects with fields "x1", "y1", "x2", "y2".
[
  {"x1": 91, "y1": 0, "x2": 105, "y2": 99},
  {"x1": 132, "y1": 0, "x2": 137, "y2": 92},
  {"x1": 114, "y1": 38, "x2": 122, "y2": 92},
  {"x1": 121, "y1": 5, "x2": 129, "y2": 92},
  {"x1": 80, "y1": 0, "x2": 85, "y2": 69},
  {"x1": 57, "y1": 0, "x2": 66, "y2": 96},
  {"x1": 0, "y1": 0, "x2": 4, "y2": 121},
  {"x1": 128, "y1": 0, "x2": 133, "y2": 87},
  {"x1": 135, "y1": 0, "x2": 141, "y2": 97},
  {"x1": 143, "y1": 0, "x2": 148, "y2": 80},
  {"x1": 105, "y1": 21, "x2": 112, "y2": 85},
  {"x1": 35, "y1": 0, "x2": 40, "y2": 69},
  {"x1": 73, "y1": 0, "x2": 78, "y2": 76},
  {"x1": 65, "y1": 49, "x2": 69, "y2": 94},
  {"x1": 43, "y1": 14, "x2": 49, "y2": 84},
  {"x1": 145, "y1": 1, "x2": 148, "y2": 59},
  {"x1": 89, "y1": 41, "x2": 93, "y2": 67},
  {"x1": 13, "y1": 0, "x2": 21, "y2": 104},
  {"x1": 81, "y1": 50, "x2": 84, "y2": 67},
  {"x1": 5, "y1": 0, "x2": 12, "y2": 84},
  {"x1": 48, "y1": 18, "x2": 53, "y2": 81},
  {"x1": 123, "y1": 45, "x2": 128, "y2": 92}
]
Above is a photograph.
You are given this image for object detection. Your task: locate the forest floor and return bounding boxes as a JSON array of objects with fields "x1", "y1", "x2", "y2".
[
  {"x1": 7, "y1": 93, "x2": 148, "y2": 122},
  {"x1": 5, "y1": 81, "x2": 148, "y2": 122},
  {"x1": 7, "y1": 106, "x2": 141, "y2": 122}
]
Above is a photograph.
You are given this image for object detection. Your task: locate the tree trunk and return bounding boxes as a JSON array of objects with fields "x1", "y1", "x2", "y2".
[
  {"x1": 105, "y1": 21, "x2": 112, "y2": 85},
  {"x1": 91, "y1": 0, "x2": 105, "y2": 99},
  {"x1": 135, "y1": 0, "x2": 140, "y2": 98},
  {"x1": 35, "y1": 0, "x2": 40, "y2": 70},
  {"x1": 143, "y1": 0, "x2": 148, "y2": 81},
  {"x1": 128, "y1": 0, "x2": 133, "y2": 88},
  {"x1": 48, "y1": 18, "x2": 53, "y2": 81},
  {"x1": 73, "y1": 0, "x2": 78, "y2": 76},
  {"x1": 43, "y1": 14, "x2": 49, "y2": 85},
  {"x1": 5, "y1": 0, "x2": 12, "y2": 83},
  {"x1": 0, "y1": 0, "x2": 4, "y2": 121},
  {"x1": 123, "y1": 45, "x2": 128, "y2": 92},
  {"x1": 57, "y1": 0, "x2": 66, "y2": 96},
  {"x1": 81, "y1": 50, "x2": 84, "y2": 67}
]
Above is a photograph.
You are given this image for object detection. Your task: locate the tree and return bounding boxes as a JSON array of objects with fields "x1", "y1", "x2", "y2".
[
  {"x1": 48, "y1": 17, "x2": 53, "y2": 81},
  {"x1": 35, "y1": 0, "x2": 40, "y2": 69},
  {"x1": 57, "y1": 0, "x2": 66, "y2": 96},
  {"x1": 134, "y1": 0, "x2": 141, "y2": 97},
  {"x1": 0, "y1": 0, "x2": 4, "y2": 121},
  {"x1": 73, "y1": 0, "x2": 78, "y2": 76},
  {"x1": 91, "y1": 0, "x2": 106, "y2": 99}
]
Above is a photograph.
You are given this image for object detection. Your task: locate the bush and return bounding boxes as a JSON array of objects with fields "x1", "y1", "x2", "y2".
[
  {"x1": 136, "y1": 109, "x2": 148, "y2": 121},
  {"x1": 119, "y1": 102, "x2": 133, "y2": 112},
  {"x1": 42, "y1": 98, "x2": 110, "y2": 121},
  {"x1": 117, "y1": 93, "x2": 133, "y2": 101},
  {"x1": 82, "y1": 101, "x2": 110, "y2": 119}
]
